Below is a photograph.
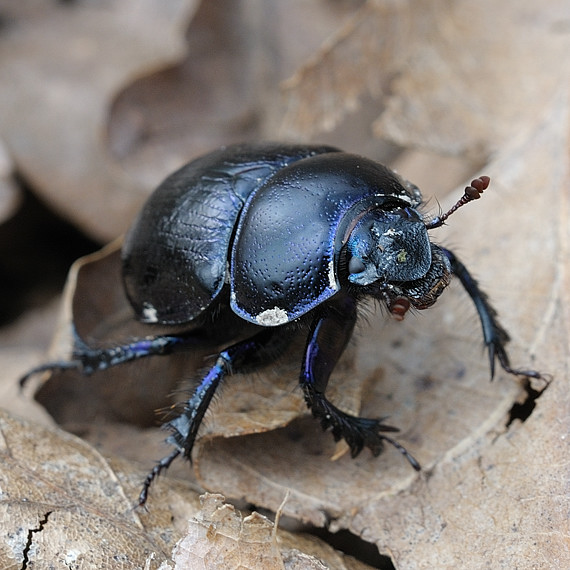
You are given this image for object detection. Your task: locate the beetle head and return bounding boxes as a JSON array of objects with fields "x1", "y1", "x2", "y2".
[
  {"x1": 347, "y1": 207, "x2": 431, "y2": 286},
  {"x1": 346, "y1": 206, "x2": 451, "y2": 319}
]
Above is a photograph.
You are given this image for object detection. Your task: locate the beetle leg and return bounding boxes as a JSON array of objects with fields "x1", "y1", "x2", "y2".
[
  {"x1": 140, "y1": 327, "x2": 291, "y2": 505},
  {"x1": 19, "y1": 326, "x2": 197, "y2": 385},
  {"x1": 442, "y1": 248, "x2": 542, "y2": 380},
  {"x1": 301, "y1": 295, "x2": 420, "y2": 469}
]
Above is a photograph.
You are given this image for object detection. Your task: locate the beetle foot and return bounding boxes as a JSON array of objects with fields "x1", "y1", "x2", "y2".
[
  {"x1": 489, "y1": 339, "x2": 544, "y2": 381},
  {"x1": 304, "y1": 387, "x2": 420, "y2": 470},
  {"x1": 138, "y1": 448, "x2": 181, "y2": 507},
  {"x1": 19, "y1": 359, "x2": 83, "y2": 387},
  {"x1": 136, "y1": 409, "x2": 208, "y2": 506},
  {"x1": 20, "y1": 334, "x2": 191, "y2": 387}
]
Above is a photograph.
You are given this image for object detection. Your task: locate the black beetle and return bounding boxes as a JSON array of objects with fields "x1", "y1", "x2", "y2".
[{"x1": 23, "y1": 143, "x2": 541, "y2": 505}]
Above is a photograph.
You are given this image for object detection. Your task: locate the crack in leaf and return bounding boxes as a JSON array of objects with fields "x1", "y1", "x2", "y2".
[{"x1": 21, "y1": 511, "x2": 52, "y2": 569}]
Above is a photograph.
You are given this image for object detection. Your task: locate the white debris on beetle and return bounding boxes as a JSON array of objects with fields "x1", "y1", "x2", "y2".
[
  {"x1": 142, "y1": 302, "x2": 158, "y2": 323},
  {"x1": 256, "y1": 307, "x2": 289, "y2": 326},
  {"x1": 327, "y1": 259, "x2": 338, "y2": 291}
]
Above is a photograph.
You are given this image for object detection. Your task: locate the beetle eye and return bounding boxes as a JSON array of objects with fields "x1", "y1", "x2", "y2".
[{"x1": 349, "y1": 256, "x2": 366, "y2": 275}]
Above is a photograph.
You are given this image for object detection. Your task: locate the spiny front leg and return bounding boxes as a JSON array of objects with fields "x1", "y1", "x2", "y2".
[
  {"x1": 442, "y1": 248, "x2": 543, "y2": 380},
  {"x1": 300, "y1": 295, "x2": 420, "y2": 469}
]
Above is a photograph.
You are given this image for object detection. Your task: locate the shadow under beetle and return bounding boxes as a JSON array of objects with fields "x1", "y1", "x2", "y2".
[{"x1": 22, "y1": 143, "x2": 542, "y2": 505}]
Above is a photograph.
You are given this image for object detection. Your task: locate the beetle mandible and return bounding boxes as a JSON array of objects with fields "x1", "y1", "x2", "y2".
[{"x1": 23, "y1": 143, "x2": 542, "y2": 505}]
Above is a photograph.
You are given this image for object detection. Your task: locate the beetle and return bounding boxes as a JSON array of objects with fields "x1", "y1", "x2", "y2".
[{"x1": 23, "y1": 143, "x2": 541, "y2": 505}]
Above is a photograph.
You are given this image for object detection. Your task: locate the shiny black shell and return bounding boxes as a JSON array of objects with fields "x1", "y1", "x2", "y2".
[
  {"x1": 122, "y1": 143, "x2": 422, "y2": 326},
  {"x1": 122, "y1": 143, "x2": 337, "y2": 324},
  {"x1": 230, "y1": 152, "x2": 422, "y2": 325}
]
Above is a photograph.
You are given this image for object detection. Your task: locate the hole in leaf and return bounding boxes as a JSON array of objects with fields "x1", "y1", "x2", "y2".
[
  {"x1": 307, "y1": 526, "x2": 395, "y2": 569},
  {"x1": 506, "y1": 377, "x2": 545, "y2": 426}
]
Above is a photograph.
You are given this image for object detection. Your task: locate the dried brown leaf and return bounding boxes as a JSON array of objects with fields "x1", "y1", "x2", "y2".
[
  {"x1": 0, "y1": 409, "x2": 201, "y2": 569},
  {"x1": 0, "y1": 413, "x2": 373, "y2": 569},
  {"x1": 109, "y1": 0, "x2": 271, "y2": 187}
]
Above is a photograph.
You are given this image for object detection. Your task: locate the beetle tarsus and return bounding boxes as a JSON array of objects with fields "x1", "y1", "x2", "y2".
[
  {"x1": 19, "y1": 360, "x2": 82, "y2": 387},
  {"x1": 138, "y1": 448, "x2": 181, "y2": 507},
  {"x1": 303, "y1": 383, "x2": 420, "y2": 469},
  {"x1": 492, "y1": 345, "x2": 543, "y2": 380}
]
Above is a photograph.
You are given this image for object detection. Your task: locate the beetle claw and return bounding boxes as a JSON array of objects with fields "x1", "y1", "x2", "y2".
[
  {"x1": 343, "y1": 416, "x2": 421, "y2": 471},
  {"x1": 19, "y1": 360, "x2": 82, "y2": 388},
  {"x1": 138, "y1": 448, "x2": 181, "y2": 507},
  {"x1": 305, "y1": 386, "x2": 420, "y2": 470}
]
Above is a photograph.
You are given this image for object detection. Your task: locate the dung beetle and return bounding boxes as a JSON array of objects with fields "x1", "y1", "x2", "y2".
[{"x1": 23, "y1": 143, "x2": 542, "y2": 505}]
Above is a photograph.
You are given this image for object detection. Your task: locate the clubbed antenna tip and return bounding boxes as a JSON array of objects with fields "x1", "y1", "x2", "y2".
[{"x1": 426, "y1": 176, "x2": 490, "y2": 229}]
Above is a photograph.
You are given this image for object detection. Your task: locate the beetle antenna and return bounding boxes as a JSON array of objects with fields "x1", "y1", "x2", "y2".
[{"x1": 425, "y1": 176, "x2": 490, "y2": 229}]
